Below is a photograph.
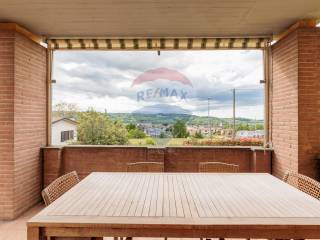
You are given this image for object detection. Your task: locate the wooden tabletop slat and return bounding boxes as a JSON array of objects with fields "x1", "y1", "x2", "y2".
[
  {"x1": 29, "y1": 173, "x2": 320, "y2": 239},
  {"x1": 116, "y1": 174, "x2": 140, "y2": 216},
  {"x1": 156, "y1": 174, "x2": 164, "y2": 217},
  {"x1": 99, "y1": 174, "x2": 132, "y2": 216},
  {"x1": 135, "y1": 174, "x2": 151, "y2": 216},
  {"x1": 236, "y1": 176, "x2": 279, "y2": 217},
  {"x1": 148, "y1": 174, "x2": 158, "y2": 217},
  {"x1": 189, "y1": 174, "x2": 212, "y2": 217},
  {"x1": 174, "y1": 175, "x2": 186, "y2": 217},
  {"x1": 91, "y1": 174, "x2": 125, "y2": 216},
  {"x1": 142, "y1": 174, "x2": 155, "y2": 216},
  {"x1": 197, "y1": 175, "x2": 230, "y2": 217},
  {"x1": 38, "y1": 173, "x2": 320, "y2": 219},
  {"x1": 126, "y1": 174, "x2": 144, "y2": 217}
]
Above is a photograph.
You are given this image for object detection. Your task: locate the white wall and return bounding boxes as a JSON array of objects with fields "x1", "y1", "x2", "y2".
[{"x1": 52, "y1": 120, "x2": 77, "y2": 145}]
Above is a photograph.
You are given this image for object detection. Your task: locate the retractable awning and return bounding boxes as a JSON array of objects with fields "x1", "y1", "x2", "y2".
[{"x1": 47, "y1": 37, "x2": 270, "y2": 50}]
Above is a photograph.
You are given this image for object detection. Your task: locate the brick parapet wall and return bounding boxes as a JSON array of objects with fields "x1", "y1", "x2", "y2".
[{"x1": 42, "y1": 146, "x2": 272, "y2": 187}]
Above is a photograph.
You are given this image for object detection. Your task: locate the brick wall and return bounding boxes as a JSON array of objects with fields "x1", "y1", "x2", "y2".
[
  {"x1": 297, "y1": 28, "x2": 320, "y2": 179},
  {"x1": 0, "y1": 30, "x2": 15, "y2": 219},
  {"x1": 0, "y1": 29, "x2": 47, "y2": 220},
  {"x1": 271, "y1": 28, "x2": 320, "y2": 179},
  {"x1": 165, "y1": 147, "x2": 252, "y2": 172},
  {"x1": 43, "y1": 146, "x2": 272, "y2": 187},
  {"x1": 271, "y1": 30, "x2": 299, "y2": 178},
  {"x1": 13, "y1": 32, "x2": 47, "y2": 217}
]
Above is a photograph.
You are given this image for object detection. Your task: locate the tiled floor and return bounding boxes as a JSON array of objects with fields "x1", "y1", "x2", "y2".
[{"x1": 0, "y1": 203, "x2": 44, "y2": 240}]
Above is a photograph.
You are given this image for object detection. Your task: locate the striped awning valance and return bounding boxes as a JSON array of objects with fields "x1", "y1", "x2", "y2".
[{"x1": 47, "y1": 37, "x2": 270, "y2": 50}]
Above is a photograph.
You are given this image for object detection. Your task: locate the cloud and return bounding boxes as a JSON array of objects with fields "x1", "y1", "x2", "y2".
[{"x1": 52, "y1": 50, "x2": 264, "y2": 119}]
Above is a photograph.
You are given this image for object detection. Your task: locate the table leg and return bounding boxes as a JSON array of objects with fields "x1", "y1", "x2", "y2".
[{"x1": 27, "y1": 227, "x2": 40, "y2": 240}]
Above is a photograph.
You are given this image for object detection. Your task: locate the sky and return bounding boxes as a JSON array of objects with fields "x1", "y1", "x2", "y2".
[{"x1": 52, "y1": 50, "x2": 264, "y2": 119}]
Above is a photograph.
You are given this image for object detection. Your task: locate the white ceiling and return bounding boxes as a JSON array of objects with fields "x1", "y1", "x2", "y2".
[{"x1": 0, "y1": 0, "x2": 319, "y2": 38}]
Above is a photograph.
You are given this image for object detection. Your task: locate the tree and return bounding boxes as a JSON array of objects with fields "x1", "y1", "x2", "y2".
[
  {"x1": 159, "y1": 132, "x2": 166, "y2": 138},
  {"x1": 194, "y1": 131, "x2": 204, "y2": 139},
  {"x1": 126, "y1": 123, "x2": 136, "y2": 131},
  {"x1": 126, "y1": 123, "x2": 146, "y2": 139},
  {"x1": 172, "y1": 120, "x2": 189, "y2": 138},
  {"x1": 255, "y1": 123, "x2": 264, "y2": 130},
  {"x1": 53, "y1": 102, "x2": 79, "y2": 119},
  {"x1": 236, "y1": 123, "x2": 250, "y2": 131},
  {"x1": 127, "y1": 128, "x2": 146, "y2": 139},
  {"x1": 77, "y1": 109, "x2": 128, "y2": 145}
]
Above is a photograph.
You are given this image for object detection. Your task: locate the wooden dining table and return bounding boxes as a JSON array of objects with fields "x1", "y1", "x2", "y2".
[{"x1": 28, "y1": 172, "x2": 320, "y2": 239}]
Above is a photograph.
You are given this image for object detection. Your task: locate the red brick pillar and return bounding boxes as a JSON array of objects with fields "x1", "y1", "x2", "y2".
[
  {"x1": 250, "y1": 148, "x2": 272, "y2": 173},
  {"x1": 271, "y1": 27, "x2": 320, "y2": 179},
  {"x1": 0, "y1": 28, "x2": 47, "y2": 220},
  {"x1": 43, "y1": 147, "x2": 63, "y2": 187}
]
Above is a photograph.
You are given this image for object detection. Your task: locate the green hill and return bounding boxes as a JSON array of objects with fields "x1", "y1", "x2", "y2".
[
  {"x1": 108, "y1": 113, "x2": 263, "y2": 127},
  {"x1": 52, "y1": 111, "x2": 263, "y2": 128}
]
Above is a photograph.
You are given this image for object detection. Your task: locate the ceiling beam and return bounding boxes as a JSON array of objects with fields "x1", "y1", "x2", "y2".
[
  {"x1": 273, "y1": 19, "x2": 317, "y2": 42},
  {"x1": 0, "y1": 23, "x2": 45, "y2": 46}
]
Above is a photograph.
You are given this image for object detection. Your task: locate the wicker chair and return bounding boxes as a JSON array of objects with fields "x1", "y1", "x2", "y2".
[
  {"x1": 199, "y1": 162, "x2": 239, "y2": 173},
  {"x1": 42, "y1": 171, "x2": 80, "y2": 206},
  {"x1": 283, "y1": 171, "x2": 320, "y2": 200},
  {"x1": 42, "y1": 172, "x2": 104, "y2": 240},
  {"x1": 127, "y1": 162, "x2": 164, "y2": 172}
]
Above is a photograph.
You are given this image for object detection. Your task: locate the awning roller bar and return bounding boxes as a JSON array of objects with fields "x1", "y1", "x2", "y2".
[{"x1": 47, "y1": 37, "x2": 270, "y2": 50}]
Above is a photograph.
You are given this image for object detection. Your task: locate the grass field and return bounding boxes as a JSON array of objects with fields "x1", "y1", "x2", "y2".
[
  {"x1": 129, "y1": 138, "x2": 187, "y2": 146},
  {"x1": 128, "y1": 138, "x2": 151, "y2": 146}
]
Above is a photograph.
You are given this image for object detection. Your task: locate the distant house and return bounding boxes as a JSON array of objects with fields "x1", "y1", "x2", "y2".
[
  {"x1": 220, "y1": 128, "x2": 234, "y2": 137},
  {"x1": 145, "y1": 127, "x2": 162, "y2": 137},
  {"x1": 52, "y1": 117, "x2": 78, "y2": 145},
  {"x1": 236, "y1": 130, "x2": 264, "y2": 139},
  {"x1": 138, "y1": 123, "x2": 167, "y2": 137},
  {"x1": 187, "y1": 125, "x2": 222, "y2": 136}
]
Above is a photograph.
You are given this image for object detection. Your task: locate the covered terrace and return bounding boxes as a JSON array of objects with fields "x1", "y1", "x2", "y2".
[{"x1": 0, "y1": 0, "x2": 320, "y2": 239}]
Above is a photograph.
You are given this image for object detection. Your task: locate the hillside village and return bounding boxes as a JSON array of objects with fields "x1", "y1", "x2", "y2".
[{"x1": 52, "y1": 111, "x2": 264, "y2": 145}]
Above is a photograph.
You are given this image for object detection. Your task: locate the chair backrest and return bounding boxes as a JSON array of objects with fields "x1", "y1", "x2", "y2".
[
  {"x1": 42, "y1": 171, "x2": 80, "y2": 206},
  {"x1": 127, "y1": 162, "x2": 164, "y2": 172},
  {"x1": 199, "y1": 162, "x2": 240, "y2": 173},
  {"x1": 283, "y1": 171, "x2": 320, "y2": 200}
]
